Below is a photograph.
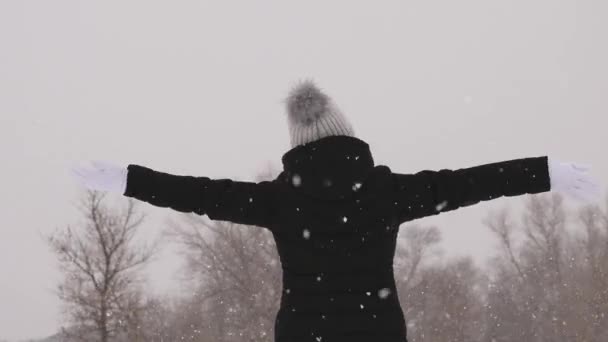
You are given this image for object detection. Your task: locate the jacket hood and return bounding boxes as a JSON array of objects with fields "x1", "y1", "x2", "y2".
[{"x1": 279, "y1": 135, "x2": 375, "y2": 200}]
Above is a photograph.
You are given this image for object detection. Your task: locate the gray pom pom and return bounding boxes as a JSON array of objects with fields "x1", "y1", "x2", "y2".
[{"x1": 285, "y1": 80, "x2": 331, "y2": 125}]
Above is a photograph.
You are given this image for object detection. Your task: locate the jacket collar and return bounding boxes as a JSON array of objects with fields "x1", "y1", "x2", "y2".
[{"x1": 279, "y1": 135, "x2": 375, "y2": 200}]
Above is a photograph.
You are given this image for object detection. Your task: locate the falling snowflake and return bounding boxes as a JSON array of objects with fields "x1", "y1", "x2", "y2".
[
  {"x1": 435, "y1": 200, "x2": 448, "y2": 211},
  {"x1": 352, "y1": 182, "x2": 362, "y2": 191},
  {"x1": 303, "y1": 229, "x2": 311, "y2": 239},
  {"x1": 292, "y1": 174, "x2": 302, "y2": 187},
  {"x1": 360, "y1": 304, "x2": 365, "y2": 309},
  {"x1": 378, "y1": 288, "x2": 391, "y2": 299},
  {"x1": 342, "y1": 216, "x2": 348, "y2": 223}
]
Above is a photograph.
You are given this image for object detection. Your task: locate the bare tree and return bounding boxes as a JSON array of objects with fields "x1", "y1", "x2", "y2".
[
  {"x1": 573, "y1": 199, "x2": 608, "y2": 340},
  {"x1": 484, "y1": 192, "x2": 608, "y2": 341},
  {"x1": 48, "y1": 190, "x2": 157, "y2": 342},
  {"x1": 395, "y1": 224, "x2": 442, "y2": 291},
  {"x1": 162, "y1": 168, "x2": 282, "y2": 342},
  {"x1": 166, "y1": 214, "x2": 282, "y2": 342},
  {"x1": 409, "y1": 258, "x2": 487, "y2": 342},
  {"x1": 483, "y1": 194, "x2": 567, "y2": 341},
  {"x1": 393, "y1": 224, "x2": 488, "y2": 341}
]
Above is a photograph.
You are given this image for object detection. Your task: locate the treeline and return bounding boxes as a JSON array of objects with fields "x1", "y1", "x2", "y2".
[{"x1": 49, "y1": 189, "x2": 608, "y2": 342}]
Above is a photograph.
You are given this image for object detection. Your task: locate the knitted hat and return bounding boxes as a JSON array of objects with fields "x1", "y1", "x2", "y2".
[{"x1": 285, "y1": 80, "x2": 355, "y2": 148}]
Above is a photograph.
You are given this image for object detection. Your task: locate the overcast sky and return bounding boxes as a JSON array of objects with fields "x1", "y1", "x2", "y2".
[{"x1": 1, "y1": 1, "x2": 607, "y2": 340}]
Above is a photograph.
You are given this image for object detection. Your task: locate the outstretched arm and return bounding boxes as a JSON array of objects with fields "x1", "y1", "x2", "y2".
[
  {"x1": 71, "y1": 161, "x2": 277, "y2": 229},
  {"x1": 391, "y1": 156, "x2": 600, "y2": 224}
]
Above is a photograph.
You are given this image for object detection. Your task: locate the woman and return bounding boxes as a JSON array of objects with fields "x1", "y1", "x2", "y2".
[{"x1": 72, "y1": 81, "x2": 600, "y2": 342}]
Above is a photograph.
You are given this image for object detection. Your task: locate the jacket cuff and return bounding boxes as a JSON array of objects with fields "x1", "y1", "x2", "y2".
[{"x1": 124, "y1": 164, "x2": 152, "y2": 197}]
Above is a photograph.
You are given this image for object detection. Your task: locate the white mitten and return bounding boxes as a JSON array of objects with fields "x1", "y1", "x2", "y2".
[
  {"x1": 548, "y1": 158, "x2": 601, "y2": 202},
  {"x1": 70, "y1": 160, "x2": 128, "y2": 194}
]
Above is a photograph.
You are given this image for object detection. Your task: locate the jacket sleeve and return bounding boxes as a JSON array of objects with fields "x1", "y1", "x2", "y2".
[
  {"x1": 123, "y1": 164, "x2": 277, "y2": 229},
  {"x1": 391, "y1": 156, "x2": 551, "y2": 224}
]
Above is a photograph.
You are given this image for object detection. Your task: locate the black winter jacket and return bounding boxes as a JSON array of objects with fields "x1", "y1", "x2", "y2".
[{"x1": 124, "y1": 135, "x2": 551, "y2": 342}]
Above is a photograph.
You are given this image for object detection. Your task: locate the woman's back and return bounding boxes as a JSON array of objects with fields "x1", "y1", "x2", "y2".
[{"x1": 271, "y1": 135, "x2": 407, "y2": 341}]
